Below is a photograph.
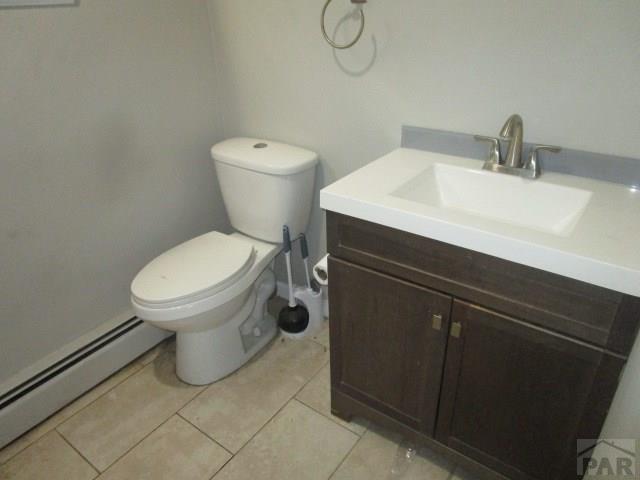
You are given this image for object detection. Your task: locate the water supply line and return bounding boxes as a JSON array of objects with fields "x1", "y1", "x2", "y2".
[{"x1": 321, "y1": 0, "x2": 367, "y2": 49}]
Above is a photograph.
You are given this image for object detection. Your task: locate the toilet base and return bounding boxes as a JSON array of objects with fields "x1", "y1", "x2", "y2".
[
  {"x1": 176, "y1": 315, "x2": 276, "y2": 385},
  {"x1": 175, "y1": 269, "x2": 277, "y2": 385}
]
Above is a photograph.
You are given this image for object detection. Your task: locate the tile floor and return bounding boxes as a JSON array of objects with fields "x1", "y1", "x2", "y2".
[{"x1": 0, "y1": 300, "x2": 474, "y2": 480}]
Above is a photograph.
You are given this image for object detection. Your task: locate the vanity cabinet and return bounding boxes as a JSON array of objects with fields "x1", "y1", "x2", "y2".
[
  {"x1": 329, "y1": 258, "x2": 451, "y2": 434},
  {"x1": 436, "y1": 301, "x2": 625, "y2": 480},
  {"x1": 327, "y1": 212, "x2": 640, "y2": 480}
]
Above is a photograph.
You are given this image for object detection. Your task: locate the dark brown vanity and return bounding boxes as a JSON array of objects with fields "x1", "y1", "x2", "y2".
[{"x1": 327, "y1": 212, "x2": 640, "y2": 480}]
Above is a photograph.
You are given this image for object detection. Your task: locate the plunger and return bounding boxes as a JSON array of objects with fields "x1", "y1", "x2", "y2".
[{"x1": 278, "y1": 226, "x2": 309, "y2": 334}]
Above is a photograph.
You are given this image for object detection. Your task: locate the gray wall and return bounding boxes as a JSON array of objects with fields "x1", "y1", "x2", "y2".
[
  {"x1": 207, "y1": 0, "x2": 640, "y2": 271},
  {"x1": 0, "y1": 0, "x2": 228, "y2": 385},
  {"x1": 206, "y1": 0, "x2": 640, "y2": 439}
]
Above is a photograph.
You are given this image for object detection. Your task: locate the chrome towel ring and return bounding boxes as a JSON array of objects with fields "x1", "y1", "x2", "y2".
[{"x1": 321, "y1": 0, "x2": 367, "y2": 49}]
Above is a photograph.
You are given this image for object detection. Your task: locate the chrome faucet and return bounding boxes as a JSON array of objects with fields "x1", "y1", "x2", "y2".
[
  {"x1": 475, "y1": 114, "x2": 561, "y2": 179},
  {"x1": 500, "y1": 114, "x2": 524, "y2": 168}
]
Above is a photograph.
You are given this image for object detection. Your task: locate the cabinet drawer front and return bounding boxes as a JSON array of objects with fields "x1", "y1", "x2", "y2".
[
  {"x1": 329, "y1": 257, "x2": 452, "y2": 435},
  {"x1": 327, "y1": 212, "x2": 639, "y2": 355},
  {"x1": 436, "y1": 301, "x2": 625, "y2": 480}
]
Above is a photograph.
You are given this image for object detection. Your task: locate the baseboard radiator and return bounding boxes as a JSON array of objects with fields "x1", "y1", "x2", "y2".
[{"x1": 0, "y1": 318, "x2": 169, "y2": 448}]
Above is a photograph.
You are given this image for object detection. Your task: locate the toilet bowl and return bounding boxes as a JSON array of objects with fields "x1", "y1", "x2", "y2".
[
  {"x1": 132, "y1": 232, "x2": 279, "y2": 385},
  {"x1": 131, "y1": 138, "x2": 318, "y2": 384}
]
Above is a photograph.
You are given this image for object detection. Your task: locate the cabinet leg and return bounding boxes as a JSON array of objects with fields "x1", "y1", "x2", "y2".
[{"x1": 331, "y1": 407, "x2": 354, "y2": 423}]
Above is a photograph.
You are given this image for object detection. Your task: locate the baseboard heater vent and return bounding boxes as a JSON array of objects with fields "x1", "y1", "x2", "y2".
[{"x1": 0, "y1": 317, "x2": 142, "y2": 411}]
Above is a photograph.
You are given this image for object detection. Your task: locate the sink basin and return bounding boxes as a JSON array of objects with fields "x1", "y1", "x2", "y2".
[
  {"x1": 391, "y1": 163, "x2": 593, "y2": 236},
  {"x1": 321, "y1": 148, "x2": 640, "y2": 296}
]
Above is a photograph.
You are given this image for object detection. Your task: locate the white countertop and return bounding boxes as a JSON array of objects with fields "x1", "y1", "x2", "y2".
[{"x1": 320, "y1": 148, "x2": 640, "y2": 297}]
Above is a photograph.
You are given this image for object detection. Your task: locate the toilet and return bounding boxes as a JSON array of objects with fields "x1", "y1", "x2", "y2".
[{"x1": 130, "y1": 138, "x2": 318, "y2": 385}]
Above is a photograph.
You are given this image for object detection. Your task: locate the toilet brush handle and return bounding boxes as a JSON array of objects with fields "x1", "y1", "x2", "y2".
[
  {"x1": 282, "y1": 226, "x2": 292, "y2": 254},
  {"x1": 300, "y1": 234, "x2": 312, "y2": 290},
  {"x1": 300, "y1": 234, "x2": 309, "y2": 259},
  {"x1": 285, "y1": 251, "x2": 296, "y2": 308},
  {"x1": 282, "y1": 226, "x2": 296, "y2": 308}
]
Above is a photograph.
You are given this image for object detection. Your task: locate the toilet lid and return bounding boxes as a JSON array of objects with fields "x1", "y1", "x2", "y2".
[{"x1": 131, "y1": 232, "x2": 255, "y2": 306}]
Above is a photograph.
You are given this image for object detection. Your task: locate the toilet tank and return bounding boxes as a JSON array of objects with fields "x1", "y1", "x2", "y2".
[{"x1": 211, "y1": 138, "x2": 318, "y2": 243}]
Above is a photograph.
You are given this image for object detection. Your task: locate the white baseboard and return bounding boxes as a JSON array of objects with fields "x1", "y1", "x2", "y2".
[{"x1": 0, "y1": 320, "x2": 170, "y2": 448}]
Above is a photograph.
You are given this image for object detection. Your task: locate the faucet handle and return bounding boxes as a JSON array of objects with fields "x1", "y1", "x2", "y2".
[
  {"x1": 474, "y1": 135, "x2": 502, "y2": 165},
  {"x1": 526, "y1": 145, "x2": 561, "y2": 178}
]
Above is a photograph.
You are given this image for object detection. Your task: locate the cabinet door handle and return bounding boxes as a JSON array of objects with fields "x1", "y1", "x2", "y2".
[
  {"x1": 450, "y1": 321, "x2": 462, "y2": 338},
  {"x1": 431, "y1": 313, "x2": 443, "y2": 331}
]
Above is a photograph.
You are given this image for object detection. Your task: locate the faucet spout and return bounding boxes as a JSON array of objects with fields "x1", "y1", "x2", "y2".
[{"x1": 500, "y1": 114, "x2": 524, "y2": 168}]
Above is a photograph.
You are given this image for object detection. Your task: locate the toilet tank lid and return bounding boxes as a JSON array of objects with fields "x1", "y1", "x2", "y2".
[{"x1": 211, "y1": 137, "x2": 318, "y2": 175}]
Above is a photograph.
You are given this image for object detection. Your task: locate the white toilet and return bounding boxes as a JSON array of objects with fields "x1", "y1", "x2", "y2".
[{"x1": 130, "y1": 138, "x2": 318, "y2": 385}]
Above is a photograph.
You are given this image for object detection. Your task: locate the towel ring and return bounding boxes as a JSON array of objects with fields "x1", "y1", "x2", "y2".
[{"x1": 321, "y1": 0, "x2": 366, "y2": 50}]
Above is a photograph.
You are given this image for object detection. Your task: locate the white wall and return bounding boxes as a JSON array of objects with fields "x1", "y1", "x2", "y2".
[
  {"x1": 207, "y1": 0, "x2": 640, "y2": 267},
  {"x1": 0, "y1": 0, "x2": 228, "y2": 385},
  {"x1": 207, "y1": 0, "x2": 640, "y2": 438}
]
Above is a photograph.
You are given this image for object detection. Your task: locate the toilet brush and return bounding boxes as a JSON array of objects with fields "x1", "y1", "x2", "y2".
[
  {"x1": 291, "y1": 233, "x2": 324, "y2": 337},
  {"x1": 278, "y1": 226, "x2": 309, "y2": 334},
  {"x1": 299, "y1": 233, "x2": 314, "y2": 291}
]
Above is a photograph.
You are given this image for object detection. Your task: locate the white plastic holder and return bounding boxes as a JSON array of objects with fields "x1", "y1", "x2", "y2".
[
  {"x1": 313, "y1": 254, "x2": 330, "y2": 319},
  {"x1": 313, "y1": 254, "x2": 329, "y2": 286},
  {"x1": 280, "y1": 286, "x2": 325, "y2": 340}
]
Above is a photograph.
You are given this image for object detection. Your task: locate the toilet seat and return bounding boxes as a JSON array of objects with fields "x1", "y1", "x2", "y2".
[{"x1": 131, "y1": 232, "x2": 256, "y2": 308}]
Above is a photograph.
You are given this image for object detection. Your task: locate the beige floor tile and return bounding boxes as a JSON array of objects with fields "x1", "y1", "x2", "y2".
[
  {"x1": 331, "y1": 426, "x2": 454, "y2": 480},
  {"x1": 180, "y1": 336, "x2": 328, "y2": 453},
  {"x1": 135, "y1": 337, "x2": 175, "y2": 366},
  {"x1": 310, "y1": 320, "x2": 330, "y2": 348},
  {"x1": 0, "y1": 430, "x2": 96, "y2": 480},
  {"x1": 0, "y1": 360, "x2": 143, "y2": 465},
  {"x1": 214, "y1": 400, "x2": 358, "y2": 480},
  {"x1": 58, "y1": 352, "x2": 203, "y2": 472},
  {"x1": 296, "y1": 363, "x2": 368, "y2": 435},
  {"x1": 98, "y1": 416, "x2": 230, "y2": 480}
]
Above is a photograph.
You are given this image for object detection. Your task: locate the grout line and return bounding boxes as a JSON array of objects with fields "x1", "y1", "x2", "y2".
[
  {"x1": 0, "y1": 356, "x2": 148, "y2": 466},
  {"x1": 14, "y1": 331, "x2": 327, "y2": 478},
  {"x1": 214, "y1": 395, "x2": 304, "y2": 476},
  {"x1": 208, "y1": 398, "x2": 292, "y2": 478},
  {"x1": 56, "y1": 351, "x2": 203, "y2": 474},
  {"x1": 208, "y1": 451, "x2": 235, "y2": 480},
  {"x1": 327, "y1": 426, "x2": 364, "y2": 480},
  {"x1": 309, "y1": 336, "x2": 330, "y2": 351},
  {"x1": 292, "y1": 359, "x2": 367, "y2": 437},
  {"x1": 207, "y1": 340, "x2": 330, "y2": 476},
  {"x1": 174, "y1": 382, "x2": 210, "y2": 412},
  {"x1": 295, "y1": 396, "x2": 366, "y2": 437},
  {"x1": 176, "y1": 413, "x2": 234, "y2": 457},
  {"x1": 57, "y1": 431, "x2": 100, "y2": 477},
  {"x1": 83, "y1": 414, "x2": 177, "y2": 474},
  {"x1": 181, "y1": 324, "x2": 333, "y2": 477},
  {"x1": 53, "y1": 360, "x2": 149, "y2": 435},
  {"x1": 291, "y1": 397, "x2": 363, "y2": 439}
]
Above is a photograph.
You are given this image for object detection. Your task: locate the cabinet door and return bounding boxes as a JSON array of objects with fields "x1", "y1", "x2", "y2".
[
  {"x1": 329, "y1": 257, "x2": 452, "y2": 435},
  {"x1": 436, "y1": 301, "x2": 625, "y2": 480}
]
